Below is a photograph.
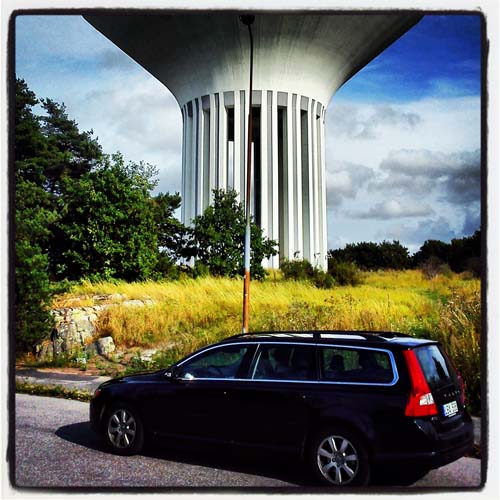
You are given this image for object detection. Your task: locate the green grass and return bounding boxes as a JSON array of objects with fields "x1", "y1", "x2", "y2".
[
  {"x1": 54, "y1": 270, "x2": 482, "y2": 414},
  {"x1": 15, "y1": 382, "x2": 93, "y2": 402}
]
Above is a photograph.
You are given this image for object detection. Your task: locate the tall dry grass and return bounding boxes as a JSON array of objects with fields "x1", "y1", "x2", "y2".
[{"x1": 57, "y1": 270, "x2": 481, "y2": 413}]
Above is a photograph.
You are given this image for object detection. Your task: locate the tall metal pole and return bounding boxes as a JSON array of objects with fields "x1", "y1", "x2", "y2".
[{"x1": 240, "y1": 14, "x2": 254, "y2": 334}]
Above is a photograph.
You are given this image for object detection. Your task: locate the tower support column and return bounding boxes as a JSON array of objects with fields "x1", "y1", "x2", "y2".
[{"x1": 181, "y1": 89, "x2": 327, "y2": 270}]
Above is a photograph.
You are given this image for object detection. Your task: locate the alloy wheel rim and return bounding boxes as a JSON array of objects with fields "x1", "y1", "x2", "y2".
[
  {"x1": 317, "y1": 435, "x2": 359, "y2": 485},
  {"x1": 107, "y1": 409, "x2": 137, "y2": 449}
]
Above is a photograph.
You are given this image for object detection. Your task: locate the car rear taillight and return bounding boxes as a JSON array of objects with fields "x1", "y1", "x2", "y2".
[{"x1": 403, "y1": 349, "x2": 438, "y2": 417}]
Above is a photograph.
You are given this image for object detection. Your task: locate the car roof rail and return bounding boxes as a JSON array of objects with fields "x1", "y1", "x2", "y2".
[
  {"x1": 225, "y1": 330, "x2": 412, "y2": 341},
  {"x1": 311, "y1": 330, "x2": 411, "y2": 341}
]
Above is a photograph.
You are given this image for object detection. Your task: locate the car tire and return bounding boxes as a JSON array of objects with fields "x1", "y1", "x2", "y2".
[
  {"x1": 104, "y1": 403, "x2": 144, "y2": 456},
  {"x1": 308, "y1": 426, "x2": 370, "y2": 486}
]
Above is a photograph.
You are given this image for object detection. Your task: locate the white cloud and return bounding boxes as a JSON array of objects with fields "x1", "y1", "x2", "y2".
[
  {"x1": 378, "y1": 217, "x2": 460, "y2": 247},
  {"x1": 378, "y1": 148, "x2": 480, "y2": 205},
  {"x1": 349, "y1": 199, "x2": 434, "y2": 220},
  {"x1": 462, "y1": 203, "x2": 481, "y2": 234},
  {"x1": 326, "y1": 96, "x2": 480, "y2": 170},
  {"x1": 325, "y1": 160, "x2": 375, "y2": 208},
  {"x1": 329, "y1": 103, "x2": 421, "y2": 140}
]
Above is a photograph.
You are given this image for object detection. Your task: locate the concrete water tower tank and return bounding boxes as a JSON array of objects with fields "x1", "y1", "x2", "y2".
[{"x1": 85, "y1": 12, "x2": 421, "y2": 269}]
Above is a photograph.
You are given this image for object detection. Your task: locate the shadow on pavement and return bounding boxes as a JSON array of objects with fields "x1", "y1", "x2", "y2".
[
  {"x1": 55, "y1": 421, "x2": 316, "y2": 487},
  {"x1": 17, "y1": 368, "x2": 105, "y2": 382},
  {"x1": 55, "y1": 422, "x2": 441, "y2": 488}
]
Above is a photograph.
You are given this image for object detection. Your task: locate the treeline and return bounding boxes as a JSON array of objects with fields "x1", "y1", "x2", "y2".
[
  {"x1": 14, "y1": 80, "x2": 276, "y2": 350},
  {"x1": 328, "y1": 233, "x2": 481, "y2": 277}
]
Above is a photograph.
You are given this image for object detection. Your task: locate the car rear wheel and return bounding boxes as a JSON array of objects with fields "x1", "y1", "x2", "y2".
[
  {"x1": 105, "y1": 404, "x2": 144, "y2": 455},
  {"x1": 308, "y1": 426, "x2": 370, "y2": 486}
]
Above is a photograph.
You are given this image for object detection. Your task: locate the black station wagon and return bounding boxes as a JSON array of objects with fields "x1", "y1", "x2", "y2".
[{"x1": 90, "y1": 331, "x2": 474, "y2": 486}]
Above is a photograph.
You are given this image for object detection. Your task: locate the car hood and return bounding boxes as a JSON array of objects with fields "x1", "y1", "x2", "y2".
[{"x1": 100, "y1": 370, "x2": 165, "y2": 387}]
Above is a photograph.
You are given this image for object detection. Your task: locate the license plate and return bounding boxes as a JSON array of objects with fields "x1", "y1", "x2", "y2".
[{"x1": 443, "y1": 400, "x2": 458, "y2": 417}]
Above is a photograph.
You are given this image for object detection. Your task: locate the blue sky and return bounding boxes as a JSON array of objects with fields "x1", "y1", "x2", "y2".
[{"x1": 15, "y1": 13, "x2": 482, "y2": 253}]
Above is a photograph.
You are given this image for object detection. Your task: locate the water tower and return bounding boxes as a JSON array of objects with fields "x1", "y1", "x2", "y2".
[{"x1": 85, "y1": 12, "x2": 421, "y2": 269}]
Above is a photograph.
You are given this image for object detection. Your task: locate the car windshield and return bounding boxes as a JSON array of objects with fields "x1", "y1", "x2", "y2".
[{"x1": 177, "y1": 344, "x2": 249, "y2": 379}]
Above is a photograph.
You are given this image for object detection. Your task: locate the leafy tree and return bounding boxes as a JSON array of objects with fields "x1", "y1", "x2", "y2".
[
  {"x1": 153, "y1": 192, "x2": 193, "y2": 269},
  {"x1": 14, "y1": 80, "x2": 57, "y2": 351},
  {"x1": 191, "y1": 189, "x2": 277, "y2": 279},
  {"x1": 378, "y1": 241, "x2": 411, "y2": 269},
  {"x1": 52, "y1": 154, "x2": 160, "y2": 281},
  {"x1": 328, "y1": 240, "x2": 411, "y2": 270},
  {"x1": 412, "y1": 239, "x2": 450, "y2": 268},
  {"x1": 412, "y1": 230, "x2": 481, "y2": 276},
  {"x1": 40, "y1": 98, "x2": 102, "y2": 194},
  {"x1": 449, "y1": 230, "x2": 481, "y2": 275}
]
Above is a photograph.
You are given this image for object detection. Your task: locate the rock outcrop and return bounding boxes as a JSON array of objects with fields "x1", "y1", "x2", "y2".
[{"x1": 35, "y1": 295, "x2": 152, "y2": 362}]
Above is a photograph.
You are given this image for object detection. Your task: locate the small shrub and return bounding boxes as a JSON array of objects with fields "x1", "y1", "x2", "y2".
[
  {"x1": 312, "y1": 270, "x2": 335, "y2": 289},
  {"x1": 420, "y1": 256, "x2": 444, "y2": 279},
  {"x1": 328, "y1": 259, "x2": 363, "y2": 286},
  {"x1": 459, "y1": 270, "x2": 475, "y2": 281},
  {"x1": 154, "y1": 253, "x2": 181, "y2": 280},
  {"x1": 280, "y1": 258, "x2": 315, "y2": 280},
  {"x1": 192, "y1": 261, "x2": 210, "y2": 278},
  {"x1": 438, "y1": 263, "x2": 453, "y2": 278},
  {"x1": 280, "y1": 259, "x2": 335, "y2": 289}
]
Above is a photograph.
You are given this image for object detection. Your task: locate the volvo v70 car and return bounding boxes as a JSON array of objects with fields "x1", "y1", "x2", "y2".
[{"x1": 90, "y1": 331, "x2": 474, "y2": 486}]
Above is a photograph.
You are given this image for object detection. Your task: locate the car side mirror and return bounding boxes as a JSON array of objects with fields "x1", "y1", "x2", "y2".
[{"x1": 165, "y1": 368, "x2": 195, "y2": 381}]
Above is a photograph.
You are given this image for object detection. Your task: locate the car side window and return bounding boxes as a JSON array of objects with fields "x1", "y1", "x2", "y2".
[
  {"x1": 178, "y1": 345, "x2": 249, "y2": 380},
  {"x1": 252, "y1": 344, "x2": 316, "y2": 381},
  {"x1": 321, "y1": 347, "x2": 393, "y2": 383}
]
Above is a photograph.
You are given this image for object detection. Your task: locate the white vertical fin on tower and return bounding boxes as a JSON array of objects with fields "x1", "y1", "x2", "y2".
[
  {"x1": 311, "y1": 99, "x2": 320, "y2": 268},
  {"x1": 286, "y1": 92, "x2": 295, "y2": 259},
  {"x1": 319, "y1": 105, "x2": 328, "y2": 270},
  {"x1": 181, "y1": 105, "x2": 187, "y2": 225},
  {"x1": 271, "y1": 90, "x2": 279, "y2": 269},
  {"x1": 196, "y1": 97, "x2": 205, "y2": 215},
  {"x1": 306, "y1": 97, "x2": 314, "y2": 263},
  {"x1": 209, "y1": 93, "x2": 217, "y2": 204},
  {"x1": 218, "y1": 93, "x2": 227, "y2": 191},
  {"x1": 187, "y1": 101, "x2": 195, "y2": 219},
  {"x1": 260, "y1": 89, "x2": 269, "y2": 267},
  {"x1": 294, "y1": 94, "x2": 303, "y2": 259}
]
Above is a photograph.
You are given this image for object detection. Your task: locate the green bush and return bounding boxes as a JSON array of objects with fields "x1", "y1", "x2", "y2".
[
  {"x1": 154, "y1": 252, "x2": 181, "y2": 280},
  {"x1": 312, "y1": 270, "x2": 336, "y2": 289},
  {"x1": 280, "y1": 258, "x2": 315, "y2": 280},
  {"x1": 280, "y1": 259, "x2": 335, "y2": 289},
  {"x1": 192, "y1": 261, "x2": 210, "y2": 278},
  {"x1": 328, "y1": 259, "x2": 363, "y2": 286}
]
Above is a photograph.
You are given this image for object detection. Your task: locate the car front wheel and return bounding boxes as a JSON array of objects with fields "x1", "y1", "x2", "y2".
[
  {"x1": 105, "y1": 404, "x2": 144, "y2": 455},
  {"x1": 308, "y1": 426, "x2": 370, "y2": 486}
]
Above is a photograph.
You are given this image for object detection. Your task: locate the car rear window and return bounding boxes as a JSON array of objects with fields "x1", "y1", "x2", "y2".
[
  {"x1": 414, "y1": 345, "x2": 458, "y2": 391},
  {"x1": 320, "y1": 347, "x2": 394, "y2": 384}
]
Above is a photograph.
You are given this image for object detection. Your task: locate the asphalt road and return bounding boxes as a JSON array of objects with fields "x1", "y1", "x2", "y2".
[{"x1": 13, "y1": 394, "x2": 482, "y2": 489}]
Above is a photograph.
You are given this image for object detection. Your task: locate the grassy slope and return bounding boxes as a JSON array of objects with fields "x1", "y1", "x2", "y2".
[{"x1": 55, "y1": 270, "x2": 481, "y2": 413}]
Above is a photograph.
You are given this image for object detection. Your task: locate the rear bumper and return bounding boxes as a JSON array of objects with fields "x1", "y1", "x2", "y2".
[{"x1": 373, "y1": 416, "x2": 474, "y2": 470}]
